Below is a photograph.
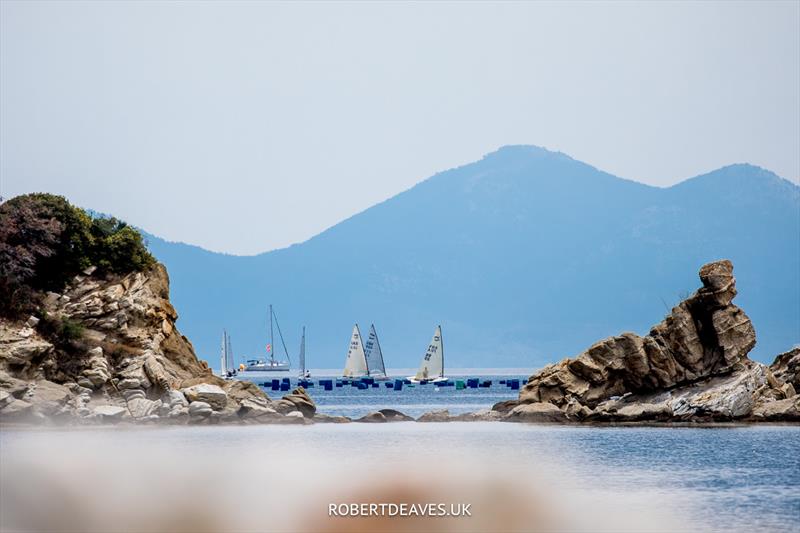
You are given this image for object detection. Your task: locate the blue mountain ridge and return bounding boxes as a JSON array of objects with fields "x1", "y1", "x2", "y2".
[{"x1": 141, "y1": 146, "x2": 800, "y2": 371}]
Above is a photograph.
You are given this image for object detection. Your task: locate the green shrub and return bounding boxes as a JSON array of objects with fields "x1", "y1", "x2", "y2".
[{"x1": 0, "y1": 193, "x2": 155, "y2": 318}]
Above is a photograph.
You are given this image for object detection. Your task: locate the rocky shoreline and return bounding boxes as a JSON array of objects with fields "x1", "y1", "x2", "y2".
[{"x1": 1, "y1": 259, "x2": 797, "y2": 426}]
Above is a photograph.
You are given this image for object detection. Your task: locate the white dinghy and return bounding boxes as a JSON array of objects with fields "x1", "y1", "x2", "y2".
[{"x1": 408, "y1": 325, "x2": 447, "y2": 383}]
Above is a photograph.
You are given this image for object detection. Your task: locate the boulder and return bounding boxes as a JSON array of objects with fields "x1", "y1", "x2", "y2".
[
  {"x1": 378, "y1": 408, "x2": 414, "y2": 421},
  {"x1": 188, "y1": 401, "x2": 213, "y2": 418},
  {"x1": 238, "y1": 398, "x2": 280, "y2": 420},
  {"x1": 182, "y1": 383, "x2": 227, "y2": 410},
  {"x1": 452, "y1": 409, "x2": 504, "y2": 422},
  {"x1": 506, "y1": 402, "x2": 567, "y2": 423},
  {"x1": 279, "y1": 387, "x2": 316, "y2": 418},
  {"x1": 92, "y1": 405, "x2": 127, "y2": 420},
  {"x1": 356, "y1": 411, "x2": 387, "y2": 423},
  {"x1": 417, "y1": 409, "x2": 451, "y2": 422}
]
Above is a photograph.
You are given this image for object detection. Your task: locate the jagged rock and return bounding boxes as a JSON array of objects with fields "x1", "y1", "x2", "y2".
[
  {"x1": 188, "y1": 401, "x2": 213, "y2": 418},
  {"x1": 506, "y1": 402, "x2": 568, "y2": 423},
  {"x1": 515, "y1": 260, "x2": 756, "y2": 411},
  {"x1": 417, "y1": 409, "x2": 451, "y2": 422},
  {"x1": 497, "y1": 260, "x2": 793, "y2": 423},
  {"x1": 278, "y1": 387, "x2": 316, "y2": 418},
  {"x1": 92, "y1": 405, "x2": 127, "y2": 420},
  {"x1": 771, "y1": 347, "x2": 800, "y2": 390},
  {"x1": 750, "y1": 397, "x2": 800, "y2": 421},
  {"x1": 378, "y1": 408, "x2": 414, "y2": 421},
  {"x1": 182, "y1": 383, "x2": 227, "y2": 410},
  {"x1": 25, "y1": 316, "x2": 40, "y2": 328},
  {"x1": 357, "y1": 411, "x2": 387, "y2": 423}
]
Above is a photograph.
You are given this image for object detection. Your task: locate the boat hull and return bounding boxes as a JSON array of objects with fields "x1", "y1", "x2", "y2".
[{"x1": 406, "y1": 376, "x2": 448, "y2": 384}]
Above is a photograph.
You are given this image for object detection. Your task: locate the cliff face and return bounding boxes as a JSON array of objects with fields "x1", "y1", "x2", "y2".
[
  {"x1": 495, "y1": 260, "x2": 798, "y2": 422},
  {"x1": 0, "y1": 264, "x2": 313, "y2": 424}
]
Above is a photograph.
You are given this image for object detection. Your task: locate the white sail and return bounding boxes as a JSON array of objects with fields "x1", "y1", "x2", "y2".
[
  {"x1": 363, "y1": 324, "x2": 387, "y2": 377},
  {"x1": 298, "y1": 326, "x2": 306, "y2": 377},
  {"x1": 342, "y1": 324, "x2": 368, "y2": 378},
  {"x1": 226, "y1": 333, "x2": 234, "y2": 374},
  {"x1": 414, "y1": 325, "x2": 444, "y2": 381},
  {"x1": 220, "y1": 330, "x2": 227, "y2": 376}
]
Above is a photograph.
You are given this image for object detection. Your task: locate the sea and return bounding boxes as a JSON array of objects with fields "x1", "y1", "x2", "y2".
[{"x1": 1, "y1": 368, "x2": 798, "y2": 532}]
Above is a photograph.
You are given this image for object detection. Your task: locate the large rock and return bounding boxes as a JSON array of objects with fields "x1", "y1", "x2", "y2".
[
  {"x1": 181, "y1": 383, "x2": 227, "y2": 410},
  {"x1": 507, "y1": 260, "x2": 760, "y2": 418},
  {"x1": 188, "y1": 401, "x2": 213, "y2": 418},
  {"x1": 506, "y1": 402, "x2": 568, "y2": 423},
  {"x1": 276, "y1": 387, "x2": 316, "y2": 418},
  {"x1": 417, "y1": 409, "x2": 451, "y2": 422}
]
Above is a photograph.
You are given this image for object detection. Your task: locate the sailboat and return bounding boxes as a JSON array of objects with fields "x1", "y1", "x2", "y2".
[
  {"x1": 298, "y1": 326, "x2": 310, "y2": 379},
  {"x1": 219, "y1": 329, "x2": 237, "y2": 378},
  {"x1": 242, "y1": 305, "x2": 291, "y2": 372},
  {"x1": 363, "y1": 324, "x2": 388, "y2": 380},
  {"x1": 342, "y1": 324, "x2": 368, "y2": 378},
  {"x1": 408, "y1": 325, "x2": 447, "y2": 383}
]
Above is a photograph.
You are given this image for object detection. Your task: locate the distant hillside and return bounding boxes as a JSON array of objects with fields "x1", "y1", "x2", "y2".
[{"x1": 143, "y1": 146, "x2": 800, "y2": 371}]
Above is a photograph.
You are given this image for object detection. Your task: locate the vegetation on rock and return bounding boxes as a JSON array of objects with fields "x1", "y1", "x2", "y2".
[{"x1": 0, "y1": 193, "x2": 154, "y2": 318}]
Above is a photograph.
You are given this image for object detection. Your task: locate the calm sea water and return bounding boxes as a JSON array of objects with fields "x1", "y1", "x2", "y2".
[
  {"x1": 1, "y1": 424, "x2": 798, "y2": 532},
  {"x1": 242, "y1": 368, "x2": 530, "y2": 418}
]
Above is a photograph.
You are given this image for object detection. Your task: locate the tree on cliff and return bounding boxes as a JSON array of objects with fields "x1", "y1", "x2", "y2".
[{"x1": 0, "y1": 193, "x2": 155, "y2": 318}]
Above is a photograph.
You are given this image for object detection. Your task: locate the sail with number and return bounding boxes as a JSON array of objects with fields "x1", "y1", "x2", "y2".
[
  {"x1": 413, "y1": 325, "x2": 444, "y2": 381},
  {"x1": 342, "y1": 324, "x2": 368, "y2": 378},
  {"x1": 363, "y1": 324, "x2": 387, "y2": 378}
]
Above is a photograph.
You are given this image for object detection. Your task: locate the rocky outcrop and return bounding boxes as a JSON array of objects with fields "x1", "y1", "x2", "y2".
[
  {"x1": 770, "y1": 347, "x2": 800, "y2": 391},
  {"x1": 0, "y1": 264, "x2": 311, "y2": 425},
  {"x1": 494, "y1": 260, "x2": 799, "y2": 423}
]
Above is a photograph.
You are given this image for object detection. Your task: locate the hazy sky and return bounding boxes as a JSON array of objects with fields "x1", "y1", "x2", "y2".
[{"x1": 2, "y1": 1, "x2": 798, "y2": 255}]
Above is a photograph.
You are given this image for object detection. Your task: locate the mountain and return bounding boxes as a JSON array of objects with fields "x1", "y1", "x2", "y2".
[{"x1": 143, "y1": 146, "x2": 800, "y2": 371}]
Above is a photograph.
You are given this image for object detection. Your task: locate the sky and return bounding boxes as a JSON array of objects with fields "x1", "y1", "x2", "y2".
[{"x1": 1, "y1": 1, "x2": 798, "y2": 255}]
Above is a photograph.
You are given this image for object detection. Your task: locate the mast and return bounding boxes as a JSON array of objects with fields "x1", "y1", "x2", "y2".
[
  {"x1": 227, "y1": 333, "x2": 234, "y2": 373},
  {"x1": 299, "y1": 326, "x2": 306, "y2": 377},
  {"x1": 269, "y1": 305, "x2": 275, "y2": 365},
  {"x1": 439, "y1": 324, "x2": 444, "y2": 378},
  {"x1": 272, "y1": 308, "x2": 292, "y2": 366}
]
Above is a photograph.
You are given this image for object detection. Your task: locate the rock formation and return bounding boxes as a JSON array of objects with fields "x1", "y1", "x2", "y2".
[
  {"x1": 494, "y1": 260, "x2": 799, "y2": 423},
  {"x1": 0, "y1": 264, "x2": 313, "y2": 424}
]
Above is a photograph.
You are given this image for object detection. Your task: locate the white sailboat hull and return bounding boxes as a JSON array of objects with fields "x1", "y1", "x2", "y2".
[{"x1": 406, "y1": 376, "x2": 448, "y2": 384}]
